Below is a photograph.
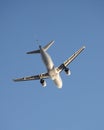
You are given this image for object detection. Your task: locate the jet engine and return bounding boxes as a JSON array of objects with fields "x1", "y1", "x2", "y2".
[
  {"x1": 40, "y1": 79, "x2": 47, "y2": 87},
  {"x1": 64, "y1": 67, "x2": 71, "y2": 75}
]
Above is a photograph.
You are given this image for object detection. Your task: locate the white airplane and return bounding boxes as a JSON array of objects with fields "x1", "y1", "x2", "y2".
[{"x1": 13, "y1": 41, "x2": 85, "y2": 89}]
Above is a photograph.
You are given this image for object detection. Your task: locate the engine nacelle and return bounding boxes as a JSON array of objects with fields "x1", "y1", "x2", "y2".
[
  {"x1": 64, "y1": 68, "x2": 71, "y2": 75},
  {"x1": 40, "y1": 79, "x2": 47, "y2": 87}
]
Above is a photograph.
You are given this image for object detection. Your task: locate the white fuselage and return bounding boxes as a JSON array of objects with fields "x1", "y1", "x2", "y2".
[{"x1": 40, "y1": 47, "x2": 62, "y2": 88}]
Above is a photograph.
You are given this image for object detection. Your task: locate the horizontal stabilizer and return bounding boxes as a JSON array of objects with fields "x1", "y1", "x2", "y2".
[
  {"x1": 26, "y1": 40, "x2": 54, "y2": 54},
  {"x1": 43, "y1": 40, "x2": 54, "y2": 51},
  {"x1": 27, "y1": 49, "x2": 40, "y2": 54}
]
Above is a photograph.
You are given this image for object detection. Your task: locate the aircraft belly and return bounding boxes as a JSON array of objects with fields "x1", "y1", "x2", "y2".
[
  {"x1": 48, "y1": 68, "x2": 58, "y2": 80},
  {"x1": 46, "y1": 59, "x2": 54, "y2": 70},
  {"x1": 49, "y1": 68, "x2": 62, "y2": 88},
  {"x1": 41, "y1": 51, "x2": 54, "y2": 70},
  {"x1": 53, "y1": 74, "x2": 62, "y2": 88}
]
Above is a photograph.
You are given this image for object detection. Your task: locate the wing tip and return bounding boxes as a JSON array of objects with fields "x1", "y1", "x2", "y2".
[
  {"x1": 13, "y1": 79, "x2": 19, "y2": 82},
  {"x1": 13, "y1": 79, "x2": 16, "y2": 82},
  {"x1": 83, "y1": 46, "x2": 86, "y2": 49}
]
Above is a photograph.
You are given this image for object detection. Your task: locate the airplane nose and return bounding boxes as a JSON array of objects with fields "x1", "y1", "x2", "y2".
[
  {"x1": 58, "y1": 85, "x2": 62, "y2": 89},
  {"x1": 54, "y1": 78, "x2": 63, "y2": 89}
]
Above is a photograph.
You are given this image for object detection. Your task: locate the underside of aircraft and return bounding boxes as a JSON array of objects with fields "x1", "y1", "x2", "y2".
[{"x1": 13, "y1": 40, "x2": 85, "y2": 89}]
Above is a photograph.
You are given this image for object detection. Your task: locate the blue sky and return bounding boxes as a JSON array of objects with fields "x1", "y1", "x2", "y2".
[{"x1": 0, "y1": 0, "x2": 104, "y2": 130}]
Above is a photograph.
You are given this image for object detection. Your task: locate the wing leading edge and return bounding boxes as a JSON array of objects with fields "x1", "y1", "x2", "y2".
[
  {"x1": 57, "y1": 46, "x2": 85, "y2": 73},
  {"x1": 13, "y1": 72, "x2": 49, "y2": 82}
]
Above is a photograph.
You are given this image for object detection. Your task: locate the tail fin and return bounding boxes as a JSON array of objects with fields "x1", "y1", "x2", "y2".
[{"x1": 27, "y1": 40, "x2": 54, "y2": 54}]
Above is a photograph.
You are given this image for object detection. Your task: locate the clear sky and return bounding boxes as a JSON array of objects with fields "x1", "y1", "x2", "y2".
[{"x1": 0, "y1": 0, "x2": 104, "y2": 130}]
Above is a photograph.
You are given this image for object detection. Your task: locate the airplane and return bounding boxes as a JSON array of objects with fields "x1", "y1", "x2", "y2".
[{"x1": 13, "y1": 40, "x2": 85, "y2": 89}]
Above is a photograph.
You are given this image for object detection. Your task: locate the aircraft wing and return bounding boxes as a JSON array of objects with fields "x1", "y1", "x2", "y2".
[
  {"x1": 57, "y1": 46, "x2": 85, "y2": 73},
  {"x1": 13, "y1": 72, "x2": 49, "y2": 82}
]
